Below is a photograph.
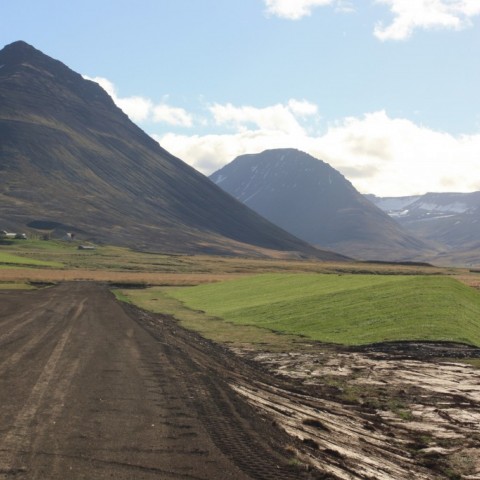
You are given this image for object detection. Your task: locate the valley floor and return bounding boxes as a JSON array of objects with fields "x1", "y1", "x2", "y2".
[{"x1": 1, "y1": 283, "x2": 479, "y2": 479}]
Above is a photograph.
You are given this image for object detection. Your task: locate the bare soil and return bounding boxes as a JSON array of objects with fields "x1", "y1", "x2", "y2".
[
  {"x1": 239, "y1": 344, "x2": 480, "y2": 479},
  {"x1": 1, "y1": 282, "x2": 480, "y2": 479}
]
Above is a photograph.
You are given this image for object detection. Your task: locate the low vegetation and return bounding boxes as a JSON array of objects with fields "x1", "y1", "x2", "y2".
[
  {"x1": 4, "y1": 239, "x2": 480, "y2": 347},
  {"x1": 114, "y1": 287, "x2": 307, "y2": 350},
  {"x1": 0, "y1": 238, "x2": 462, "y2": 273},
  {"x1": 166, "y1": 273, "x2": 480, "y2": 346},
  {"x1": 0, "y1": 251, "x2": 63, "y2": 268},
  {"x1": 0, "y1": 282, "x2": 34, "y2": 290}
]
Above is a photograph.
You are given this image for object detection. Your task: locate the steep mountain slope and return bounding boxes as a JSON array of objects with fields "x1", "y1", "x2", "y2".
[
  {"x1": 369, "y1": 192, "x2": 480, "y2": 265},
  {"x1": 210, "y1": 149, "x2": 431, "y2": 261},
  {"x1": 0, "y1": 41, "x2": 339, "y2": 259}
]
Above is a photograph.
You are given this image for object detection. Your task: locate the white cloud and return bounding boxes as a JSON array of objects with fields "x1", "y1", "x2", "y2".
[
  {"x1": 374, "y1": 0, "x2": 480, "y2": 40},
  {"x1": 263, "y1": 0, "x2": 480, "y2": 40},
  {"x1": 154, "y1": 130, "x2": 300, "y2": 174},
  {"x1": 315, "y1": 111, "x2": 480, "y2": 195},
  {"x1": 264, "y1": 0, "x2": 337, "y2": 19},
  {"x1": 84, "y1": 76, "x2": 153, "y2": 122},
  {"x1": 152, "y1": 105, "x2": 480, "y2": 197},
  {"x1": 116, "y1": 96, "x2": 153, "y2": 123},
  {"x1": 85, "y1": 76, "x2": 116, "y2": 98},
  {"x1": 209, "y1": 100, "x2": 316, "y2": 135},
  {"x1": 83, "y1": 75, "x2": 479, "y2": 197},
  {"x1": 287, "y1": 99, "x2": 319, "y2": 117},
  {"x1": 83, "y1": 75, "x2": 193, "y2": 127},
  {"x1": 153, "y1": 105, "x2": 193, "y2": 127}
]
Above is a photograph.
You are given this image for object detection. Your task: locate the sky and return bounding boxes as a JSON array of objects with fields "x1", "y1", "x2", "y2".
[{"x1": 2, "y1": 0, "x2": 480, "y2": 196}]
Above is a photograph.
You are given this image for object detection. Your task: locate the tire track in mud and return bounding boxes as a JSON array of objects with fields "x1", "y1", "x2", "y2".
[
  {"x1": 0, "y1": 311, "x2": 38, "y2": 344},
  {"x1": 0, "y1": 298, "x2": 86, "y2": 478},
  {"x1": 129, "y1": 339, "x2": 299, "y2": 480},
  {"x1": 0, "y1": 296, "x2": 54, "y2": 339},
  {"x1": 189, "y1": 376, "x2": 303, "y2": 480},
  {"x1": 0, "y1": 290, "x2": 71, "y2": 374},
  {"x1": 134, "y1": 313, "x2": 322, "y2": 480}
]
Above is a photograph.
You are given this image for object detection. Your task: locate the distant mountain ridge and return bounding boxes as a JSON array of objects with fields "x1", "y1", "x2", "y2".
[
  {"x1": 367, "y1": 192, "x2": 480, "y2": 222},
  {"x1": 0, "y1": 41, "x2": 341, "y2": 260},
  {"x1": 368, "y1": 192, "x2": 480, "y2": 265},
  {"x1": 210, "y1": 149, "x2": 431, "y2": 261}
]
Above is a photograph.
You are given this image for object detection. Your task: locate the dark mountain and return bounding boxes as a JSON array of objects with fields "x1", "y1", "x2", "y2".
[
  {"x1": 210, "y1": 149, "x2": 432, "y2": 261},
  {"x1": 368, "y1": 192, "x2": 480, "y2": 265},
  {"x1": 0, "y1": 41, "x2": 343, "y2": 259}
]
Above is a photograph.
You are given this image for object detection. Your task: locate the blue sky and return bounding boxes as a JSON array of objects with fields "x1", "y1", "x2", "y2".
[{"x1": 2, "y1": 0, "x2": 480, "y2": 196}]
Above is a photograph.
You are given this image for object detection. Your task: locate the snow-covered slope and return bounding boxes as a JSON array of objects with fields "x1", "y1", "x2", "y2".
[
  {"x1": 369, "y1": 192, "x2": 480, "y2": 263},
  {"x1": 369, "y1": 193, "x2": 478, "y2": 219},
  {"x1": 365, "y1": 195, "x2": 421, "y2": 217}
]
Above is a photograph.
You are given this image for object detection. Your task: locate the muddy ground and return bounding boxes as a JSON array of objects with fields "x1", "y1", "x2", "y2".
[{"x1": 1, "y1": 283, "x2": 479, "y2": 479}]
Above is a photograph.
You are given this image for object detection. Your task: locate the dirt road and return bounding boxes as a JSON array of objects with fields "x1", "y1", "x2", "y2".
[{"x1": 0, "y1": 283, "x2": 315, "y2": 480}]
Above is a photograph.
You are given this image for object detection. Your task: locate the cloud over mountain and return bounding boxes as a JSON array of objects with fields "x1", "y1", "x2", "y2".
[
  {"x1": 155, "y1": 107, "x2": 480, "y2": 197},
  {"x1": 208, "y1": 100, "x2": 317, "y2": 135},
  {"x1": 84, "y1": 76, "x2": 193, "y2": 126},
  {"x1": 87, "y1": 78, "x2": 480, "y2": 197}
]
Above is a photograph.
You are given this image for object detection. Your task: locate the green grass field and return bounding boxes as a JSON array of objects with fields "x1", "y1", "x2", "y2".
[
  {"x1": 115, "y1": 286, "x2": 308, "y2": 350},
  {"x1": 0, "y1": 251, "x2": 64, "y2": 268},
  {"x1": 167, "y1": 273, "x2": 480, "y2": 346}
]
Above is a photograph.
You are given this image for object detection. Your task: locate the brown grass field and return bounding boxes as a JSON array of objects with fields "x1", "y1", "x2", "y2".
[
  {"x1": 1, "y1": 239, "x2": 479, "y2": 289},
  {"x1": 0, "y1": 267, "x2": 244, "y2": 285}
]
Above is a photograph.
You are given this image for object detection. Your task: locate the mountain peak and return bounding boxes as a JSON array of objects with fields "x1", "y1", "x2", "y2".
[
  {"x1": 0, "y1": 40, "x2": 121, "y2": 121},
  {"x1": 210, "y1": 149, "x2": 430, "y2": 261},
  {"x1": 0, "y1": 40, "x2": 75, "y2": 84},
  {"x1": 3, "y1": 40, "x2": 36, "y2": 51},
  {"x1": 0, "y1": 40, "x2": 43, "y2": 63}
]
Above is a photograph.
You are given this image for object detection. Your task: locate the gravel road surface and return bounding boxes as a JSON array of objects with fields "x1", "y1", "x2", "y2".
[{"x1": 0, "y1": 283, "x2": 315, "y2": 480}]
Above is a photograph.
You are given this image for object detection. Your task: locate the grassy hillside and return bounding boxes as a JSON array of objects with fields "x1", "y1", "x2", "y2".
[{"x1": 168, "y1": 274, "x2": 480, "y2": 346}]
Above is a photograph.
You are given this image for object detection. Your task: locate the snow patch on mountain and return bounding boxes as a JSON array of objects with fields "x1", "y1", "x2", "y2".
[
  {"x1": 415, "y1": 202, "x2": 469, "y2": 214},
  {"x1": 243, "y1": 189, "x2": 262, "y2": 203},
  {"x1": 372, "y1": 196, "x2": 420, "y2": 212},
  {"x1": 390, "y1": 209, "x2": 410, "y2": 218},
  {"x1": 213, "y1": 174, "x2": 227, "y2": 184},
  {"x1": 370, "y1": 193, "x2": 479, "y2": 220}
]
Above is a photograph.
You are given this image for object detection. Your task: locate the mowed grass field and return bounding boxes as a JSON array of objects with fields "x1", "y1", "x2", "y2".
[{"x1": 167, "y1": 274, "x2": 480, "y2": 346}]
